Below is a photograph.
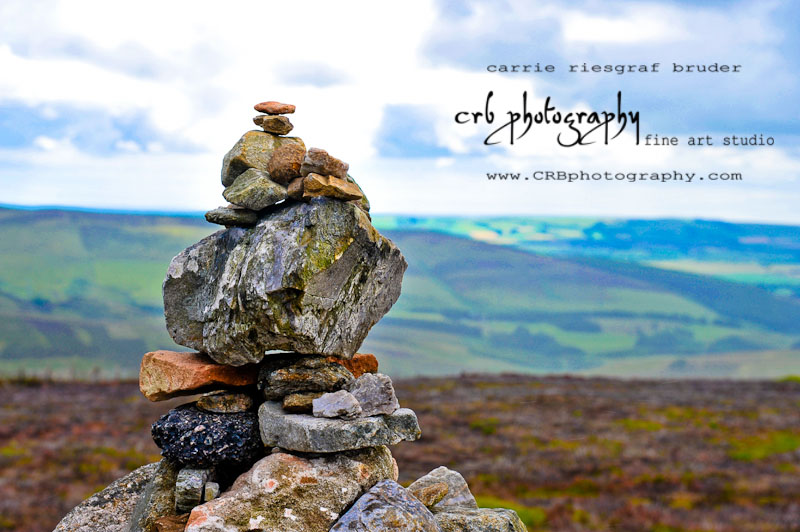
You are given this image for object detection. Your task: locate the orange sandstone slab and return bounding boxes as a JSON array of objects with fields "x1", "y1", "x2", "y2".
[
  {"x1": 139, "y1": 350, "x2": 258, "y2": 401},
  {"x1": 302, "y1": 173, "x2": 363, "y2": 201},
  {"x1": 327, "y1": 353, "x2": 378, "y2": 378}
]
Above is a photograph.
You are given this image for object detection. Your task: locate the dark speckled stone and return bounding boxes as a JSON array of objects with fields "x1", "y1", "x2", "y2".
[{"x1": 151, "y1": 405, "x2": 263, "y2": 468}]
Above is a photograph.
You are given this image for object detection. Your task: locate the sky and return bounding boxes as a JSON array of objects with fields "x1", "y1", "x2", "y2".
[{"x1": 0, "y1": 0, "x2": 798, "y2": 222}]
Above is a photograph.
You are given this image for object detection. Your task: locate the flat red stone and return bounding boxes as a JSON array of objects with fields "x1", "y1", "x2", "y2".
[
  {"x1": 254, "y1": 101, "x2": 296, "y2": 114},
  {"x1": 327, "y1": 353, "x2": 379, "y2": 378},
  {"x1": 139, "y1": 350, "x2": 258, "y2": 401}
]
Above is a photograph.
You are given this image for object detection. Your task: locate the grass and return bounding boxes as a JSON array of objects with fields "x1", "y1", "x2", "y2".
[
  {"x1": 0, "y1": 440, "x2": 29, "y2": 458},
  {"x1": 475, "y1": 495, "x2": 548, "y2": 530},
  {"x1": 615, "y1": 418, "x2": 665, "y2": 432},
  {"x1": 581, "y1": 350, "x2": 800, "y2": 379},
  {"x1": 5, "y1": 375, "x2": 800, "y2": 532},
  {"x1": 1, "y1": 207, "x2": 799, "y2": 378},
  {"x1": 727, "y1": 430, "x2": 800, "y2": 461},
  {"x1": 469, "y1": 417, "x2": 500, "y2": 435}
]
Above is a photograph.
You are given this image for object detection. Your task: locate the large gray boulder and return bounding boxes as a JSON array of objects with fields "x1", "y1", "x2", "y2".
[
  {"x1": 54, "y1": 462, "x2": 159, "y2": 532},
  {"x1": 259, "y1": 401, "x2": 421, "y2": 453},
  {"x1": 184, "y1": 447, "x2": 395, "y2": 532},
  {"x1": 163, "y1": 198, "x2": 407, "y2": 365}
]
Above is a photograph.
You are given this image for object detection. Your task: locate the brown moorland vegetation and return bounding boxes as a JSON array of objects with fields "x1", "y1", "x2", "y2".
[{"x1": 1, "y1": 375, "x2": 800, "y2": 531}]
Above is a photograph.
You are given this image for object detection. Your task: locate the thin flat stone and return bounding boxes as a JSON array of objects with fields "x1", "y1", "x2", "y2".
[
  {"x1": 139, "y1": 350, "x2": 258, "y2": 402},
  {"x1": 258, "y1": 401, "x2": 421, "y2": 453},
  {"x1": 196, "y1": 391, "x2": 254, "y2": 414},
  {"x1": 258, "y1": 355, "x2": 354, "y2": 401},
  {"x1": 254, "y1": 101, "x2": 296, "y2": 114},
  {"x1": 204, "y1": 207, "x2": 258, "y2": 227},
  {"x1": 327, "y1": 353, "x2": 379, "y2": 378}
]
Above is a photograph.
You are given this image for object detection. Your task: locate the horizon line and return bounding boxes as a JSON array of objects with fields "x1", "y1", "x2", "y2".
[{"x1": 1, "y1": 202, "x2": 799, "y2": 227}]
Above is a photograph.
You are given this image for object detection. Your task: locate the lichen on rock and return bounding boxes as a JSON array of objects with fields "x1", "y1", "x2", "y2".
[
  {"x1": 221, "y1": 131, "x2": 305, "y2": 187},
  {"x1": 163, "y1": 198, "x2": 407, "y2": 365},
  {"x1": 54, "y1": 462, "x2": 159, "y2": 532},
  {"x1": 184, "y1": 446, "x2": 395, "y2": 532}
]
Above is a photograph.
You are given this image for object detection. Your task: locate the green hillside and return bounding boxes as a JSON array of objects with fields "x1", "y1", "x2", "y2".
[
  {"x1": 375, "y1": 216, "x2": 800, "y2": 298},
  {"x1": 0, "y1": 207, "x2": 798, "y2": 378}
]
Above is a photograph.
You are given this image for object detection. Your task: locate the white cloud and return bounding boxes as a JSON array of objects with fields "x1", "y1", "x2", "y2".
[
  {"x1": 561, "y1": 8, "x2": 686, "y2": 44},
  {"x1": 0, "y1": 0, "x2": 797, "y2": 224}
]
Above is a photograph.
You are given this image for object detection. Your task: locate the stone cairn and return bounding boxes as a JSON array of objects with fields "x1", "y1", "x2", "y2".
[{"x1": 55, "y1": 102, "x2": 526, "y2": 532}]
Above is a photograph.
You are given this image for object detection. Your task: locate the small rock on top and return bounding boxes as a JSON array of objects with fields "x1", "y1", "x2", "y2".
[{"x1": 254, "y1": 101, "x2": 296, "y2": 114}]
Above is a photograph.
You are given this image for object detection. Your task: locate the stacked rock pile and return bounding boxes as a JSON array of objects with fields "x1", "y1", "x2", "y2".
[
  {"x1": 55, "y1": 102, "x2": 525, "y2": 532},
  {"x1": 206, "y1": 101, "x2": 368, "y2": 230}
]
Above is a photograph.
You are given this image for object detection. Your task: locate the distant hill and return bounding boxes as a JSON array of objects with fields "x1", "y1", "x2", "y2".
[
  {"x1": 0, "y1": 206, "x2": 798, "y2": 378},
  {"x1": 377, "y1": 216, "x2": 800, "y2": 298}
]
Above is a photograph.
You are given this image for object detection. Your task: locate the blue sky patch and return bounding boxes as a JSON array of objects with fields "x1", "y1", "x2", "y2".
[
  {"x1": 0, "y1": 103, "x2": 200, "y2": 155},
  {"x1": 374, "y1": 105, "x2": 454, "y2": 158},
  {"x1": 424, "y1": 0, "x2": 800, "y2": 136}
]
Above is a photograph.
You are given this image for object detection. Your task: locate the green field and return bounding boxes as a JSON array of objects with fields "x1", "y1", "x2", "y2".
[
  {"x1": 376, "y1": 216, "x2": 800, "y2": 298},
  {"x1": 1, "y1": 207, "x2": 799, "y2": 378}
]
